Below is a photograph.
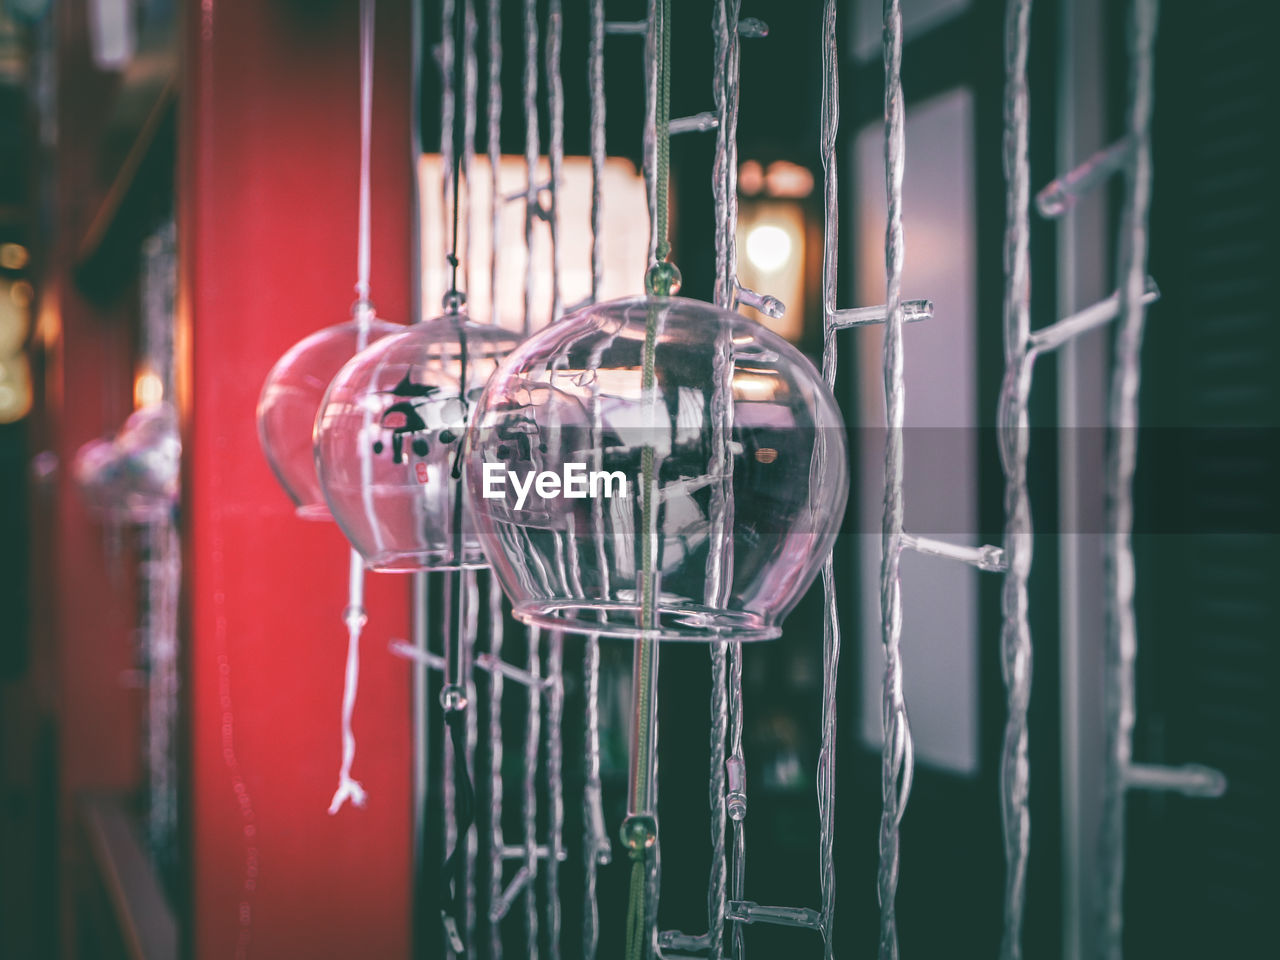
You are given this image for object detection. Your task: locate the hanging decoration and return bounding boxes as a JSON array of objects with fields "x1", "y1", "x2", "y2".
[
  {"x1": 465, "y1": 294, "x2": 848, "y2": 641},
  {"x1": 255, "y1": 0, "x2": 405, "y2": 816},
  {"x1": 463, "y1": 1, "x2": 847, "y2": 957},
  {"x1": 72, "y1": 402, "x2": 181, "y2": 524},
  {"x1": 314, "y1": 0, "x2": 520, "y2": 575},
  {"x1": 256, "y1": 0, "x2": 400, "y2": 522},
  {"x1": 315, "y1": 314, "x2": 520, "y2": 571},
  {"x1": 257, "y1": 314, "x2": 400, "y2": 519}
]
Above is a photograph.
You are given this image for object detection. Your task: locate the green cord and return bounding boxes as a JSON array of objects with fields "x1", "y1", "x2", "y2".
[
  {"x1": 654, "y1": 0, "x2": 672, "y2": 262},
  {"x1": 626, "y1": 2, "x2": 673, "y2": 958}
]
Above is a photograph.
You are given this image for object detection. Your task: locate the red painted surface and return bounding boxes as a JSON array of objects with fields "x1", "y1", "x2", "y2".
[{"x1": 179, "y1": 3, "x2": 415, "y2": 958}]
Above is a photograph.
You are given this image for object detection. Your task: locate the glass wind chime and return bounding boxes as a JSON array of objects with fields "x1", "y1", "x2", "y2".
[
  {"x1": 464, "y1": 0, "x2": 847, "y2": 955},
  {"x1": 263, "y1": 1, "x2": 1230, "y2": 958},
  {"x1": 256, "y1": 0, "x2": 399, "y2": 818}
]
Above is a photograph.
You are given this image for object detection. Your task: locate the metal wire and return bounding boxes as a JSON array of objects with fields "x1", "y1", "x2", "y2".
[
  {"x1": 546, "y1": 0, "x2": 565, "y2": 324},
  {"x1": 522, "y1": 0, "x2": 540, "y2": 337},
  {"x1": 441, "y1": 0, "x2": 457, "y2": 305},
  {"x1": 465, "y1": 570, "x2": 482, "y2": 956},
  {"x1": 460, "y1": 8, "x2": 481, "y2": 950},
  {"x1": 541, "y1": 7, "x2": 567, "y2": 955},
  {"x1": 877, "y1": 3, "x2": 912, "y2": 958},
  {"x1": 998, "y1": 4, "x2": 1035, "y2": 958},
  {"x1": 709, "y1": 3, "x2": 742, "y2": 957},
  {"x1": 519, "y1": 4, "x2": 542, "y2": 947},
  {"x1": 817, "y1": 3, "x2": 841, "y2": 956},
  {"x1": 707, "y1": 641, "x2": 729, "y2": 960},
  {"x1": 583, "y1": 7, "x2": 608, "y2": 959},
  {"x1": 712, "y1": 0, "x2": 741, "y2": 311},
  {"x1": 727, "y1": 642, "x2": 746, "y2": 960},
  {"x1": 484, "y1": 12, "x2": 505, "y2": 943},
  {"x1": 642, "y1": 0, "x2": 659, "y2": 267},
  {"x1": 582, "y1": 626, "x2": 606, "y2": 960},
  {"x1": 589, "y1": 0, "x2": 606, "y2": 304},
  {"x1": 546, "y1": 630, "x2": 565, "y2": 960},
  {"x1": 1101, "y1": 2, "x2": 1159, "y2": 956},
  {"x1": 487, "y1": 0, "x2": 503, "y2": 318},
  {"x1": 488, "y1": 574, "x2": 507, "y2": 960},
  {"x1": 524, "y1": 627, "x2": 542, "y2": 960}
]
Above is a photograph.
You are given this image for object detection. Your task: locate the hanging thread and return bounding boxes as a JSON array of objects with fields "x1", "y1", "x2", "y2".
[
  {"x1": 330, "y1": 0, "x2": 378, "y2": 818},
  {"x1": 438, "y1": 0, "x2": 475, "y2": 950},
  {"x1": 625, "y1": 3, "x2": 675, "y2": 956}
]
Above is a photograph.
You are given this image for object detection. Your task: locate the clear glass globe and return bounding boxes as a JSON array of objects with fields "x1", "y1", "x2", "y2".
[
  {"x1": 316, "y1": 311, "x2": 522, "y2": 571},
  {"x1": 465, "y1": 296, "x2": 848, "y2": 641},
  {"x1": 257, "y1": 317, "x2": 401, "y2": 519}
]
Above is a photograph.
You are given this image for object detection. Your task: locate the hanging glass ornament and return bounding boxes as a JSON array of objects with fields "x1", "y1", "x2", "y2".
[
  {"x1": 315, "y1": 303, "x2": 522, "y2": 571},
  {"x1": 465, "y1": 293, "x2": 848, "y2": 641},
  {"x1": 72, "y1": 404, "x2": 181, "y2": 523},
  {"x1": 257, "y1": 313, "x2": 401, "y2": 519}
]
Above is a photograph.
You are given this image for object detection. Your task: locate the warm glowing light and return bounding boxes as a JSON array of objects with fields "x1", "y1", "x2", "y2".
[
  {"x1": 736, "y1": 201, "x2": 807, "y2": 342},
  {"x1": 733, "y1": 371, "x2": 781, "y2": 401},
  {"x1": 135, "y1": 370, "x2": 164, "y2": 408},
  {"x1": 745, "y1": 224, "x2": 794, "y2": 273},
  {"x1": 0, "y1": 243, "x2": 29, "y2": 270},
  {"x1": 764, "y1": 161, "x2": 814, "y2": 198},
  {"x1": 0, "y1": 356, "x2": 32, "y2": 423},
  {"x1": 739, "y1": 159, "x2": 766, "y2": 194}
]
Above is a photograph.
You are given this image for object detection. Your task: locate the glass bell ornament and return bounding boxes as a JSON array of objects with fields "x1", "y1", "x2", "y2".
[
  {"x1": 315, "y1": 301, "x2": 522, "y2": 571},
  {"x1": 113, "y1": 403, "x2": 181, "y2": 522},
  {"x1": 257, "y1": 312, "x2": 401, "y2": 519},
  {"x1": 465, "y1": 294, "x2": 849, "y2": 641}
]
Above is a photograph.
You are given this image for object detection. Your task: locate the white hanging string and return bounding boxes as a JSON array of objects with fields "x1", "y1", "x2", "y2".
[
  {"x1": 354, "y1": 0, "x2": 375, "y2": 316},
  {"x1": 330, "y1": 552, "x2": 370, "y2": 813},
  {"x1": 330, "y1": 0, "x2": 378, "y2": 816}
]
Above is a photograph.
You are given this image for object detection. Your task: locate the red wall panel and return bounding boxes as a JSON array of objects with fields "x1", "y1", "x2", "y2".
[{"x1": 179, "y1": 3, "x2": 415, "y2": 958}]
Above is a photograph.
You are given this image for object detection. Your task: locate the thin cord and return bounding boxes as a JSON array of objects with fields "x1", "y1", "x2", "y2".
[
  {"x1": 654, "y1": 0, "x2": 672, "y2": 262},
  {"x1": 626, "y1": 4, "x2": 673, "y2": 957},
  {"x1": 355, "y1": 0, "x2": 375, "y2": 317},
  {"x1": 438, "y1": 0, "x2": 474, "y2": 950},
  {"x1": 331, "y1": 0, "x2": 377, "y2": 819},
  {"x1": 446, "y1": 0, "x2": 467, "y2": 303}
]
